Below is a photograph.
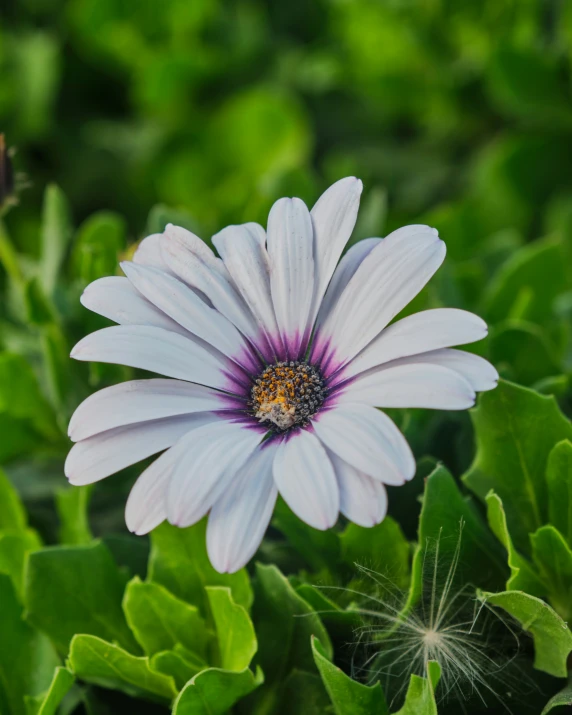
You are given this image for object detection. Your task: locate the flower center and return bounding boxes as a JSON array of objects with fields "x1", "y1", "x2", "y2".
[{"x1": 250, "y1": 361, "x2": 327, "y2": 431}]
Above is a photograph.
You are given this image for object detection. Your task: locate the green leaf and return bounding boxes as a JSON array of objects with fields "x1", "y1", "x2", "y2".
[
  {"x1": 25, "y1": 541, "x2": 138, "y2": 654},
  {"x1": 340, "y1": 517, "x2": 410, "y2": 590},
  {"x1": 71, "y1": 211, "x2": 126, "y2": 284},
  {"x1": 249, "y1": 563, "x2": 331, "y2": 710},
  {"x1": 172, "y1": 666, "x2": 263, "y2": 715},
  {"x1": 394, "y1": 661, "x2": 441, "y2": 715},
  {"x1": 463, "y1": 380, "x2": 572, "y2": 552},
  {"x1": 123, "y1": 577, "x2": 208, "y2": 658},
  {"x1": 40, "y1": 184, "x2": 73, "y2": 295},
  {"x1": 24, "y1": 667, "x2": 75, "y2": 715},
  {"x1": 312, "y1": 637, "x2": 388, "y2": 715},
  {"x1": 68, "y1": 634, "x2": 177, "y2": 701},
  {"x1": 23, "y1": 277, "x2": 56, "y2": 325},
  {"x1": 277, "y1": 669, "x2": 332, "y2": 715},
  {"x1": 0, "y1": 528, "x2": 42, "y2": 597},
  {"x1": 546, "y1": 440, "x2": 572, "y2": 547},
  {"x1": 55, "y1": 486, "x2": 93, "y2": 546},
  {"x1": 483, "y1": 590, "x2": 572, "y2": 677},
  {"x1": 541, "y1": 680, "x2": 572, "y2": 714},
  {"x1": 206, "y1": 586, "x2": 257, "y2": 671},
  {"x1": 531, "y1": 526, "x2": 572, "y2": 622},
  {"x1": 485, "y1": 491, "x2": 545, "y2": 596},
  {"x1": 148, "y1": 520, "x2": 252, "y2": 615},
  {"x1": 0, "y1": 467, "x2": 26, "y2": 530},
  {"x1": 149, "y1": 650, "x2": 204, "y2": 691},
  {"x1": 0, "y1": 574, "x2": 60, "y2": 715}
]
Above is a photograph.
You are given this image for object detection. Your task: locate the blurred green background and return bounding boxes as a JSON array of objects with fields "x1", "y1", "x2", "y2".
[{"x1": 2, "y1": 0, "x2": 572, "y2": 538}]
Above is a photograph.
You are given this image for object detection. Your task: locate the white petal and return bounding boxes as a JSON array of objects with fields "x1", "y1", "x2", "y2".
[
  {"x1": 133, "y1": 234, "x2": 174, "y2": 274},
  {"x1": 309, "y1": 177, "x2": 363, "y2": 324},
  {"x1": 338, "y1": 363, "x2": 476, "y2": 410},
  {"x1": 161, "y1": 224, "x2": 266, "y2": 352},
  {"x1": 387, "y1": 348, "x2": 499, "y2": 392},
  {"x1": 207, "y1": 442, "x2": 279, "y2": 573},
  {"x1": 314, "y1": 226, "x2": 445, "y2": 367},
  {"x1": 328, "y1": 450, "x2": 388, "y2": 527},
  {"x1": 121, "y1": 261, "x2": 258, "y2": 371},
  {"x1": 316, "y1": 238, "x2": 381, "y2": 328},
  {"x1": 267, "y1": 197, "x2": 315, "y2": 358},
  {"x1": 167, "y1": 420, "x2": 263, "y2": 528},
  {"x1": 273, "y1": 429, "x2": 339, "y2": 530},
  {"x1": 313, "y1": 404, "x2": 414, "y2": 485},
  {"x1": 342, "y1": 309, "x2": 488, "y2": 380},
  {"x1": 213, "y1": 223, "x2": 282, "y2": 356},
  {"x1": 80, "y1": 277, "x2": 186, "y2": 336},
  {"x1": 70, "y1": 325, "x2": 245, "y2": 392},
  {"x1": 125, "y1": 447, "x2": 173, "y2": 535},
  {"x1": 69, "y1": 378, "x2": 232, "y2": 442},
  {"x1": 65, "y1": 413, "x2": 217, "y2": 486}
]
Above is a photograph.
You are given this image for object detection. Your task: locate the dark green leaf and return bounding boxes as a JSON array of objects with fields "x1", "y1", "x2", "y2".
[
  {"x1": 149, "y1": 650, "x2": 204, "y2": 691},
  {"x1": 56, "y1": 485, "x2": 93, "y2": 546},
  {"x1": 541, "y1": 680, "x2": 572, "y2": 714},
  {"x1": 0, "y1": 528, "x2": 42, "y2": 597},
  {"x1": 0, "y1": 467, "x2": 27, "y2": 530},
  {"x1": 277, "y1": 669, "x2": 332, "y2": 715},
  {"x1": 312, "y1": 637, "x2": 388, "y2": 715},
  {"x1": 546, "y1": 440, "x2": 572, "y2": 547},
  {"x1": 531, "y1": 526, "x2": 572, "y2": 622},
  {"x1": 24, "y1": 667, "x2": 75, "y2": 715},
  {"x1": 172, "y1": 666, "x2": 263, "y2": 715}
]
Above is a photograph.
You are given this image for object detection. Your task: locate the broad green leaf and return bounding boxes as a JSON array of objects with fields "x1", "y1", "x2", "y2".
[
  {"x1": 485, "y1": 492, "x2": 545, "y2": 596},
  {"x1": 123, "y1": 577, "x2": 208, "y2": 658},
  {"x1": 0, "y1": 467, "x2": 26, "y2": 529},
  {"x1": 148, "y1": 520, "x2": 252, "y2": 614},
  {"x1": 24, "y1": 667, "x2": 75, "y2": 715},
  {"x1": 312, "y1": 637, "x2": 388, "y2": 715},
  {"x1": 40, "y1": 184, "x2": 72, "y2": 295},
  {"x1": 394, "y1": 661, "x2": 441, "y2": 715},
  {"x1": 541, "y1": 680, "x2": 572, "y2": 714},
  {"x1": 0, "y1": 575, "x2": 60, "y2": 715},
  {"x1": 150, "y1": 650, "x2": 204, "y2": 691},
  {"x1": 25, "y1": 541, "x2": 137, "y2": 654},
  {"x1": 483, "y1": 590, "x2": 572, "y2": 677},
  {"x1": 418, "y1": 465, "x2": 506, "y2": 591},
  {"x1": 68, "y1": 634, "x2": 177, "y2": 701},
  {"x1": 249, "y1": 563, "x2": 331, "y2": 710},
  {"x1": 295, "y1": 583, "x2": 362, "y2": 637},
  {"x1": 340, "y1": 517, "x2": 411, "y2": 590},
  {"x1": 277, "y1": 669, "x2": 332, "y2": 715},
  {"x1": 463, "y1": 380, "x2": 572, "y2": 552},
  {"x1": 0, "y1": 528, "x2": 42, "y2": 597},
  {"x1": 56, "y1": 486, "x2": 92, "y2": 546},
  {"x1": 546, "y1": 440, "x2": 572, "y2": 546},
  {"x1": 531, "y1": 526, "x2": 572, "y2": 622},
  {"x1": 272, "y1": 497, "x2": 340, "y2": 572},
  {"x1": 206, "y1": 587, "x2": 257, "y2": 671},
  {"x1": 483, "y1": 240, "x2": 568, "y2": 326},
  {"x1": 71, "y1": 211, "x2": 125, "y2": 284},
  {"x1": 173, "y1": 666, "x2": 263, "y2": 715}
]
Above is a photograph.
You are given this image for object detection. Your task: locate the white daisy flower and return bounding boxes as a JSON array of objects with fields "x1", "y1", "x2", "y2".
[{"x1": 66, "y1": 178, "x2": 498, "y2": 573}]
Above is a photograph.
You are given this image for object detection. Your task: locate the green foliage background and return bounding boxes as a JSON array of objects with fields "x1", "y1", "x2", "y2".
[{"x1": 2, "y1": 0, "x2": 572, "y2": 713}]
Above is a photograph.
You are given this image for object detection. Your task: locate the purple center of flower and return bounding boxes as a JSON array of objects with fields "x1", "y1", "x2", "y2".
[{"x1": 250, "y1": 361, "x2": 327, "y2": 432}]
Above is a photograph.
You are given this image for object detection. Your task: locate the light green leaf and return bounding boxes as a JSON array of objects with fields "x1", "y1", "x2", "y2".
[
  {"x1": 485, "y1": 491, "x2": 545, "y2": 596},
  {"x1": 483, "y1": 590, "x2": 572, "y2": 677},
  {"x1": 312, "y1": 637, "x2": 388, "y2": 715},
  {"x1": 149, "y1": 650, "x2": 204, "y2": 691},
  {"x1": 394, "y1": 661, "x2": 441, "y2": 715},
  {"x1": 340, "y1": 517, "x2": 410, "y2": 590},
  {"x1": 68, "y1": 634, "x2": 177, "y2": 701},
  {"x1": 40, "y1": 184, "x2": 73, "y2": 295},
  {"x1": 531, "y1": 525, "x2": 572, "y2": 622},
  {"x1": 541, "y1": 680, "x2": 572, "y2": 714},
  {"x1": 546, "y1": 440, "x2": 572, "y2": 546},
  {"x1": 0, "y1": 467, "x2": 27, "y2": 530},
  {"x1": 172, "y1": 666, "x2": 263, "y2": 715},
  {"x1": 25, "y1": 541, "x2": 137, "y2": 654},
  {"x1": 463, "y1": 380, "x2": 572, "y2": 552},
  {"x1": 71, "y1": 211, "x2": 126, "y2": 284},
  {"x1": 56, "y1": 486, "x2": 92, "y2": 546},
  {"x1": 123, "y1": 577, "x2": 208, "y2": 658},
  {"x1": 24, "y1": 667, "x2": 75, "y2": 715},
  {"x1": 206, "y1": 586, "x2": 257, "y2": 671},
  {"x1": 0, "y1": 528, "x2": 42, "y2": 597},
  {"x1": 0, "y1": 574, "x2": 60, "y2": 715},
  {"x1": 148, "y1": 520, "x2": 252, "y2": 615},
  {"x1": 249, "y1": 563, "x2": 331, "y2": 711}
]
